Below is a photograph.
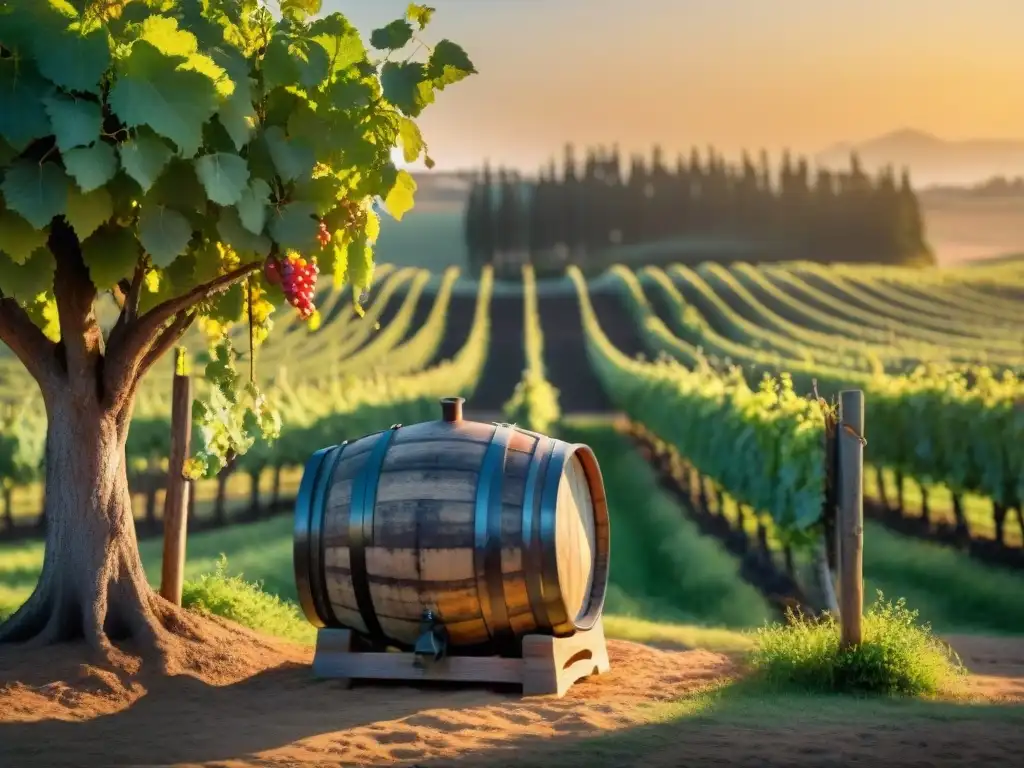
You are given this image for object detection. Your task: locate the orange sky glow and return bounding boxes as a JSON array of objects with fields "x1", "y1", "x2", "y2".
[{"x1": 334, "y1": 0, "x2": 1024, "y2": 172}]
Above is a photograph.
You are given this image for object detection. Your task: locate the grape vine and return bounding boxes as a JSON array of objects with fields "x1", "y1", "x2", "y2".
[{"x1": 0, "y1": 0, "x2": 476, "y2": 476}]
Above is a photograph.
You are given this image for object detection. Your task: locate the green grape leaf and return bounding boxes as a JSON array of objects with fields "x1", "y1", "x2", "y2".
[
  {"x1": 398, "y1": 117, "x2": 423, "y2": 163},
  {"x1": 236, "y1": 179, "x2": 271, "y2": 235},
  {"x1": 0, "y1": 61, "x2": 53, "y2": 150},
  {"x1": 63, "y1": 142, "x2": 118, "y2": 193},
  {"x1": 207, "y1": 282, "x2": 245, "y2": 324},
  {"x1": 263, "y1": 34, "x2": 330, "y2": 91},
  {"x1": 144, "y1": 159, "x2": 207, "y2": 215},
  {"x1": 120, "y1": 135, "x2": 174, "y2": 192},
  {"x1": 31, "y1": 17, "x2": 111, "y2": 95},
  {"x1": 217, "y1": 207, "x2": 271, "y2": 261},
  {"x1": 365, "y1": 209, "x2": 381, "y2": 243},
  {"x1": 138, "y1": 205, "x2": 193, "y2": 267},
  {"x1": 1, "y1": 161, "x2": 70, "y2": 229},
  {"x1": 268, "y1": 202, "x2": 318, "y2": 251},
  {"x1": 383, "y1": 169, "x2": 416, "y2": 221},
  {"x1": 65, "y1": 184, "x2": 113, "y2": 241},
  {"x1": 263, "y1": 126, "x2": 314, "y2": 183},
  {"x1": 325, "y1": 236, "x2": 348, "y2": 284},
  {"x1": 280, "y1": 0, "x2": 323, "y2": 23},
  {"x1": 347, "y1": 233, "x2": 372, "y2": 291},
  {"x1": 293, "y1": 175, "x2": 343, "y2": 216},
  {"x1": 42, "y1": 94, "x2": 102, "y2": 152},
  {"x1": 81, "y1": 225, "x2": 141, "y2": 289},
  {"x1": 426, "y1": 40, "x2": 477, "y2": 88},
  {"x1": 194, "y1": 152, "x2": 250, "y2": 206},
  {"x1": 370, "y1": 20, "x2": 414, "y2": 50},
  {"x1": 211, "y1": 49, "x2": 257, "y2": 151},
  {"x1": 0, "y1": 209, "x2": 48, "y2": 265},
  {"x1": 380, "y1": 61, "x2": 434, "y2": 118},
  {"x1": 0, "y1": 247, "x2": 56, "y2": 301},
  {"x1": 406, "y1": 4, "x2": 435, "y2": 29},
  {"x1": 309, "y1": 15, "x2": 366, "y2": 75},
  {"x1": 108, "y1": 41, "x2": 221, "y2": 158},
  {"x1": 325, "y1": 77, "x2": 376, "y2": 111}
]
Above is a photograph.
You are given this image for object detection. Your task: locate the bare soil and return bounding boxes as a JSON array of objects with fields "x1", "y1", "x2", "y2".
[{"x1": 0, "y1": 614, "x2": 1022, "y2": 767}]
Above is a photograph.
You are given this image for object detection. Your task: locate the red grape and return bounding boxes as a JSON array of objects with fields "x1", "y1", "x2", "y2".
[{"x1": 278, "y1": 252, "x2": 319, "y2": 319}]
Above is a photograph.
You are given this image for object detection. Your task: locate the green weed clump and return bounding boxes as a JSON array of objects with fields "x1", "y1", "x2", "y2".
[
  {"x1": 748, "y1": 592, "x2": 966, "y2": 696},
  {"x1": 181, "y1": 555, "x2": 314, "y2": 644}
]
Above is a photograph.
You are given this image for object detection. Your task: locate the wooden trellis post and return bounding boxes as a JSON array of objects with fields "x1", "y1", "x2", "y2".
[
  {"x1": 160, "y1": 348, "x2": 193, "y2": 606},
  {"x1": 837, "y1": 390, "x2": 865, "y2": 648}
]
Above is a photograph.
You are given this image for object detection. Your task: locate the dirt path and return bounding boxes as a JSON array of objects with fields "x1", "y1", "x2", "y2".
[
  {"x1": 464, "y1": 294, "x2": 525, "y2": 416},
  {"x1": 1, "y1": 624, "x2": 1021, "y2": 768}
]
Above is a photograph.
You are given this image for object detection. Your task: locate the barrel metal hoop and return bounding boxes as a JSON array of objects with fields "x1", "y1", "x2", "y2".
[
  {"x1": 522, "y1": 435, "x2": 555, "y2": 631},
  {"x1": 474, "y1": 424, "x2": 514, "y2": 644},
  {"x1": 349, "y1": 427, "x2": 400, "y2": 648},
  {"x1": 311, "y1": 442, "x2": 350, "y2": 627},
  {"x1": 538, "y1": 441, "x2": 573, "y2": 634},
  {"x1": 293, "y1": 446, "x2": 335, "y2": 627}
]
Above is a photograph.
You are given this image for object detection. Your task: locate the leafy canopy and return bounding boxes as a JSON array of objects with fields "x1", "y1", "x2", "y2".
[{"x1": 0, "y1": 0, "x2": 475, "y2": 475}]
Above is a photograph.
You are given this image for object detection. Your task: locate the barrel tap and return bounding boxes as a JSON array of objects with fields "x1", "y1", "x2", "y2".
[{"x1": 413, "y1": 608, "x2": 448, "y2": 668}]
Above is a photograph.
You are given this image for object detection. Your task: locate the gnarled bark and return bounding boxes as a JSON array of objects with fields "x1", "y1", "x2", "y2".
[
  {"x1": 0, "y1": 221, "x2": 260, "y2": 657},
  {"x1": 0, "y1": 393, "x2": 175, "y2": 658}
]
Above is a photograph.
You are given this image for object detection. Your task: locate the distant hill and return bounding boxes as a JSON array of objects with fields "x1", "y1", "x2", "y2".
[{"x1": 815, "y1": 129, "x2": 1024, "y2": 188}]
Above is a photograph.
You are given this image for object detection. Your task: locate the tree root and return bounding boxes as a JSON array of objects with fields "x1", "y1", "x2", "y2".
[
  {"x1": 0, "y1": 560, "x2": 205, "y2": 675},
  {"x1": 0, "y1": 582, "x2": 52, "y2": 644}
]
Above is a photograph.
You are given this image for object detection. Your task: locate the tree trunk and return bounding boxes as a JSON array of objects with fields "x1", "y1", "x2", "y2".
[
  {"x1": 187, "y1": 479, "x2": 196, "y2": 523},
  {"x1": 248, "y1": 470, "x2": 260, "y2": 516},
  {"x1": 875, "y1": 467, "x2": 890, "y2": 512},
  {"x1": 697, "y1": 474, "x2": 709, "y2": 514},
  {"x1": 951, "y1": 493, "x2": 970, "y2": 541},
  {"x1": 0, "y1": 399, "x2": 170, "y2": 653},
  {"x1": 894, "y1": 469, "x2": 905, "y2": 515},
  {"x1": 143, "y1": 473, "x2": 159, "y2": 528},
  {"x1": 919, "y1": 483, "x2": 931, "y2": 525},
  {"x1": 2, "y1": 486, "x2": 12, "y2": 532},
  {"x1": 270, "y1": 465, "x2": 282, "y2": 508},
  {"x1": 214, "y1": 469, "x2": 230, "y2": 526},
  {"x1": 992, "y1": 501, "x2": 1008, "y2": 546}
]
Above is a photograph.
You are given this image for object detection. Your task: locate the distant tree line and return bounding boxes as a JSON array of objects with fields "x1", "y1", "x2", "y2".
[{"x1": 463, "y1": 144, "x2": 933, "y2": 276}]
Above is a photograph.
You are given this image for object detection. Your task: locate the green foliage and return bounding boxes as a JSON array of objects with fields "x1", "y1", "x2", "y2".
[
  {"x1": 748, "y1": 593, "x2": 966, "y2": 696},
  {"x1": 0, "y1": 0, "x2": 475, "y2": 474},
  {"x1": 570, "y1": 266, "x2": 830, "y2": 544},
  {"x1": 502, "y1": 265, "x2": 561, "y2": 435},
  {"x1": 181, "y1": 555, "x2": 313, "y2": 644}
]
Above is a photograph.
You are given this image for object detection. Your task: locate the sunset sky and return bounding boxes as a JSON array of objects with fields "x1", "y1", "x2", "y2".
[{"x1": 331, "y1": 0, "x2": 1024, "y2": 171}]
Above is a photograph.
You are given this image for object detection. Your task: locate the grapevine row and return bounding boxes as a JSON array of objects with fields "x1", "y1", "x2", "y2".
[
  {"x1": 569, "y1": 265, "x2": 832, "y2": 543},
  {"x1": 502, "y1": 265, "x2": 562, "y2": 434},
  {"x1": 612, "y1": 266, "x2": 1024, "y2": 535}
]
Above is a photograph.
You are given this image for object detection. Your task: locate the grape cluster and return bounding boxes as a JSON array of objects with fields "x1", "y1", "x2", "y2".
[
  {"x1": 263, "y1": 253, "x2": 319, "y2": 320},
  {"x1": 316, "y1": 219, "x2": 331, "y2": 248}
]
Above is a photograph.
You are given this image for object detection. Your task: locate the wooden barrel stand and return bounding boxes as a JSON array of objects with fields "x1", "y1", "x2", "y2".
[{"x1": 312, "y1": 618, "x2": 610, "y2": 698}]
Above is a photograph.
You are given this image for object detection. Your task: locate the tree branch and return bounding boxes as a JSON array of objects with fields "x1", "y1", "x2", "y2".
[
  {"x1": 0, "y1": 297, "x2": 59, "y2": 388},
  {"x1": 50, "y1": 222, "x2": 101, "y2": 401},
  {"x1": 107, "y1": 260, "x2": 147, "y2": 355},
  {"x1": 103, "y1": 260, "x2": 263, "y2": 413},
  {"x1": 139, "y1": 311, "x2": 196, "y2": 380}
]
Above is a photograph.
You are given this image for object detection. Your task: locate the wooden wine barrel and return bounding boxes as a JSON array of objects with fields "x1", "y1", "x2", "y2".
[{"x1": 293, "y1": 397, "x2": 610, "y2": 652}]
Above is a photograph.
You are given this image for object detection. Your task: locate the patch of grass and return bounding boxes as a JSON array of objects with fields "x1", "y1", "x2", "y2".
[
  {"x1": 748, "y1": 592, "x2": 966, "y2": 696},
  {"x1": 181, "y1": 554, "x2": 315, "y2": 645},
  {"x1": 602, "y1": 615, "x2": 752, "y2": 653}
]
